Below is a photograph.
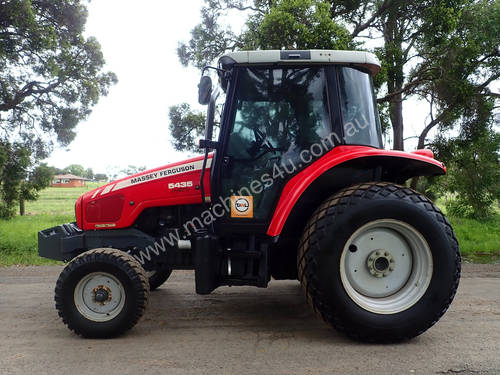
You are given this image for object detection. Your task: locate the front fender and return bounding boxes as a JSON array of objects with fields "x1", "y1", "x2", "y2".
[{"x1": 266, "y1": 146, "x2": 445, "y2": 237}]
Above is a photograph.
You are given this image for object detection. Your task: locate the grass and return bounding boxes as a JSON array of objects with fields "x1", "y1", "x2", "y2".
[
  {"x1": 448, "y1": 215, "x2": 500, "y2": 262},
  {"x1": 0, "y1": 214, "x2": 73, "y2": 265},
  {"x1": 24, "y1": 182, "x2": 102, "y2": 216},
  {"x1": 0, "y1": 182, "x2": 103, "y2": 266},
  {"x1": 0, "y1": 183, "x2": 498, "y2": 265}
]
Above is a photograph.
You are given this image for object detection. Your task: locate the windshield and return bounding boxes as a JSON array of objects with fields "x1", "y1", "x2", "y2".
[{"x1": 338, "y1": 67, "x2": 382, "y2": 148}]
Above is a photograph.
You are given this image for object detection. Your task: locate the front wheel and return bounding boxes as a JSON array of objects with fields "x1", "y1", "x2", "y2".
[
  {"x1": 55, "y1": 248, "x2": 150, "y2": 338},
  {"x1": 298, "y1": 182, "x2": 461, "y2": 342}
]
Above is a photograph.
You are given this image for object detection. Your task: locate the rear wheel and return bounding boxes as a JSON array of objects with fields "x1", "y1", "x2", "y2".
[
  {"x1": 298, "y1": 182, "x2": 460, "y2": 342},
  {"x1": 146, "y1": 269, "x2": 172, "y2": 291},
  {"x1": 55, "y1": 248, "x2": 149, "y2": 338}
]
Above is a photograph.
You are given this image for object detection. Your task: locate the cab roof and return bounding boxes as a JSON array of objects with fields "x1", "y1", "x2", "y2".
[{"x1": 219, "y1": 50, "x2": 381, "y2": 75}]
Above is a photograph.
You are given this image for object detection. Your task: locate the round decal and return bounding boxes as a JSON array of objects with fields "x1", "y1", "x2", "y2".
[{"x1": 234, "y1": 197, "x2": 250, "y2": 213}]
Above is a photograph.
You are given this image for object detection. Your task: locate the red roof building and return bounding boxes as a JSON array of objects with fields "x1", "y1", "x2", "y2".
[{"x1": 51, "y1": 174, "x2": 89, "y2": 187}]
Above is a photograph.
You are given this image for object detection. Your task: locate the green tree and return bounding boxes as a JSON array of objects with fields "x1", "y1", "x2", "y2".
[
  {"x1": 48, "y1": 165, "x2": 63, "y2": 175},
  {"x1": 19, "y1": 163, "x2": 54, "y2": 216},
  {"x1": 85, "y1": 168, "x2": 94, "y2": 180},
  {"x1": 406, "y1": 0, "x2": 499, "y2": 144},
  {"x1": 0, "y1": 142, "x2": 30, "y2": 218},
  {"x1": 178, "y1": 0, "x2": 353, "y2": 69},
  {"x1": 93, "y1": 173, "x2": 107, "y2": 182},
  {"x1": 0, "y1": 0, "x2": 116, "y2": 216},
  {"x1": 168, "y1": 103, "x2": 207, "y2": 153},
  {"x1": 432, "y1": 101, "x2": 499, "y2": 219},
  {"x1": 408, "y1": 0, "x2": 500, "y2": 189},
  {"x1": 63, "y1": 164, "x2": 85, "y2": 177},
  {"x1": 0, "y1": 141, "x2": 54, "y2": 217}
]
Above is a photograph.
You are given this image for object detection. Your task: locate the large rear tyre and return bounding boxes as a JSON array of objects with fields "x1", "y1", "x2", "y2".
[
  {"x1": 146, "y1": 269, "x2": 172, "y2": 291},
  {"x1": 298, "y1": 182, "x2": 461, "y2": 342},
  {"x1": 55, "y1": 248, "x2": 149, "y2": 338}
]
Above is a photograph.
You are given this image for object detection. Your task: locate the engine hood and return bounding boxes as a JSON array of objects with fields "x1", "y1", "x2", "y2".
[{"x1": 77, "y1": 154, "x2": 212, "y2": 230}]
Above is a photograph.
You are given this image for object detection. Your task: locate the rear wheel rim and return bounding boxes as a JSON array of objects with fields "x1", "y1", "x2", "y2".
[
  {"x1": 74, "y1": 272, "x2": 126, "y2": 322},
  {"x1": 340, "y1": 219, "x2": 433, "y2": 314}
]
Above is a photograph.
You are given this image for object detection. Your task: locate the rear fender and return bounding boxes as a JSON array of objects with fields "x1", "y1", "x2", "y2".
[{"x1": 267, "y1": 146, "x2": 445, "y2": 237}]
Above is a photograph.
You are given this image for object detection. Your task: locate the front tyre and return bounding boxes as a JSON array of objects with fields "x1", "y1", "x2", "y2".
[
  {"x1": 298, "y1": 182, "x2": 461, "y2": 342},
  {"x1": 55, "y1": 248, "x2": 149, "y2": 338}
]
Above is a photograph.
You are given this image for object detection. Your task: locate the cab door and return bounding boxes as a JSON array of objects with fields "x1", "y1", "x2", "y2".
[{"x1": 212, "y1": 65, "x2": 338, "y2": 230}]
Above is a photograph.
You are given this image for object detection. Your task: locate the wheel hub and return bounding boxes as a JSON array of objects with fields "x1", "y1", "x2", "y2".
[
  {"x1": 92, "y1": 285, "x2": 112, "y2": 304},
  {"x1": 366, "y1": 250, "x2": 395, "y2": 277}
]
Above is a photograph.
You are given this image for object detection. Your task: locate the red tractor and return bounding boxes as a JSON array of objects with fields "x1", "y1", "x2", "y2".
[{"x1": 39, "y1": 50, "x2": 460, "y2": 342}]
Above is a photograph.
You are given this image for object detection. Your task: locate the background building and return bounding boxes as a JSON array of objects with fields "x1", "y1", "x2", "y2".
[{"x1": 51, "y1": 174, "x2": 89, "y2": 187}]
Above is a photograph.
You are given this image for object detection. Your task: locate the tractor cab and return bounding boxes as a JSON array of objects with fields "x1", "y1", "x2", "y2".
[{"x1": 199, "y1": 50, "x2": 383, "y2": 228}]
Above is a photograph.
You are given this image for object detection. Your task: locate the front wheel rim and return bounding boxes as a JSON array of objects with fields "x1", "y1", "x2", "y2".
[
  {"x1": 340, "y1": 219, "x2": 433, "y2": 314},
  {"x1": 74, "y1": 272, "x2": 126, "y2": 322}
]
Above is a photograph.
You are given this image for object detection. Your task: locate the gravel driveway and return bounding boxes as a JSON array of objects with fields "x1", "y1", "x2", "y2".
[{"x1": 0, "y1": 263, "x2": 499, "y2": 375}]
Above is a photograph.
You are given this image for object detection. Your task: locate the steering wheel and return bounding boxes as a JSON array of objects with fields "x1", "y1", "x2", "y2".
[
  {"x1": 253, "y1": 128, "x2": 276, "y2": 152},
  {"x1": 242, "y1": 128, "x2": 281, "y2": 161},
  {"x1": 234, "y1": 127, "x2": 287, "y2": 164}
]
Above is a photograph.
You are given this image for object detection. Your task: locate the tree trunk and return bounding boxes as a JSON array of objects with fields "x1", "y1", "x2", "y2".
[
  {"x1": 390, "y1": 93, "x2": 404, "y2": 150},
  {"x1": 19, "y1": 198, "x2": 25, "y2": 216},
  {"x1": 383, "y1": 9, "x2": 405, "y2": 151}
]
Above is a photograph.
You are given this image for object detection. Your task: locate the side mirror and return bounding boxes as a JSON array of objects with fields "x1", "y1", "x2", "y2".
[{"x1": 198, "y1": 76, "x2": 212, "y2": 105}]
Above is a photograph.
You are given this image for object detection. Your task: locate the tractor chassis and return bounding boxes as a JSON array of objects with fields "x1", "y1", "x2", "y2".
[{"x1": 39, "y1": 224, "x2": 270, "y2": 295}]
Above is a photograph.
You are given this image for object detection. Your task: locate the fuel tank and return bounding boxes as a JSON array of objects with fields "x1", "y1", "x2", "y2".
[{"x1": 77, "y1": 154, "x2": 212, "y2": 230}]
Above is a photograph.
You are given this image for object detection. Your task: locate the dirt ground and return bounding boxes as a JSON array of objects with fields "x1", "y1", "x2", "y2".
[{"x1": 0, "y1": 263, "x2": 499, "y2": 375}]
